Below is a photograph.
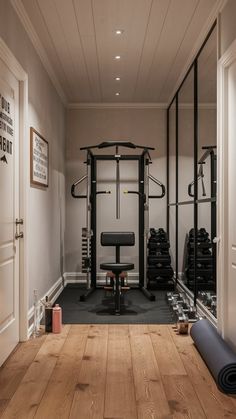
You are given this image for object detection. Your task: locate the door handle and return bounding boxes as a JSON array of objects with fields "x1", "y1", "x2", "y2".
[
  {"x1": 15, "y1": 231, "x2": 24, "y2": 240},
  {"x1": 15, "y1": 218, "x2": 24, "y2": 239},
  {"x1": 213, "y1": 236, "x2": 220, "y2": 243}
]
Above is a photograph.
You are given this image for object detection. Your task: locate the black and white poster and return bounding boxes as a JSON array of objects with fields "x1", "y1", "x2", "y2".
[
  {"x1": 30, "y1": 127, "x2": 49, "y2": 187},
  {"x1": 0, "y1": 85, "x2": 14, "y2": 166}
]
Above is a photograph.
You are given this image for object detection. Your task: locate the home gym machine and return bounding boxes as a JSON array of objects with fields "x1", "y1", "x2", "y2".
[{"x1": 71, "y1": 141, "x2": 165, "y2": 308}]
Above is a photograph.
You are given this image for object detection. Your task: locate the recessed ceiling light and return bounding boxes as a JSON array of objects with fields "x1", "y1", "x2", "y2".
[
  {"x1": 115, "y1": 92, "x2": 120, "y2": 96},
  {"x1": 115, "y1": 77, "x2": 121, "y2": 81},
  {"x1": 115, "y1": 55, "x2": 121, "y2": 60},
  {"x1": 115, "y1": 29, "x2": 124, "y2": 35}
]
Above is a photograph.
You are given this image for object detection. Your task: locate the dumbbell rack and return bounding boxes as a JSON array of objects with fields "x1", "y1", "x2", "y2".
[
  {"x1": 147, "y1": 228, "x2": 174, "y2": 290},
  {"x1": 184, "y1": 228, "x2": 215, "y2": 291}
]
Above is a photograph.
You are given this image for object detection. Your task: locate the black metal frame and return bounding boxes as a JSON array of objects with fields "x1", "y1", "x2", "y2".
[
  {"x1": 166, "y1": 21, "x2": 217, "y2": 305},
  {"x1": 90, "y1": 152, "x2": 148, "y2": 293},
  {"x1": 72, "y1": 142, "x2": 161, "y2": 302}
]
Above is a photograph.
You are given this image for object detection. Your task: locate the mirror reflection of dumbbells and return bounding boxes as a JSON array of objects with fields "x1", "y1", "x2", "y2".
[
  {"x1": 185, "y1": 228, "x2": 214, "y2": 291},
  {"x1": 166, "y1": 292, "x2": 199, "y2": 335}
]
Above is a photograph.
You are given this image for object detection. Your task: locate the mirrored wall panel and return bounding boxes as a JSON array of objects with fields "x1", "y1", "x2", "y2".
[
  {"x1": 167, "y1": 23, "x2": 217, "y2": 318},
  {"x1": 169, "y1": 100, "x2": 176, "y2": 205},
  {"x1": 197, "y1": 26, "x2": 217, "y2": 313},
  {"x1": 178, "y1": 67, "x2": 194, "y2": 203}
]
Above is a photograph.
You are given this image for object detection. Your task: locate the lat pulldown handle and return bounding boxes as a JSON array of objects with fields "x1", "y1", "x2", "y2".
[
  {"x1": 148, "y1": 174, "x2": 166, "y2": 198},
  {"x1": 71, "y1": 175, "x2": 111, "y2": 198},
  {"x1": 71, "y1": 175, "x2": 87, "y2": 198},
  {"x1": 188, "y1": 163, "x2": 206, "y2": 198}
]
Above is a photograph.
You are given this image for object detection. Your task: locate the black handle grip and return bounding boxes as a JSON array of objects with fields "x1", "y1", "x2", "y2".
[
  {"x1": 71, "y1": 184, "x2": 87, "y2": 199},
  {"x1": 188, "y1": 183, "x2": 194, "y2": 197},
  {"x1": 149, "y1": 184, "x2": 166, "y2": 199}
]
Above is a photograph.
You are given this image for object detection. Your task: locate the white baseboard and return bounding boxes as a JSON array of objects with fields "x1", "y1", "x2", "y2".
[
  {"x1": 27, "y1": 276, "x2": 64, "y2": 338},
  {"x1": 64, "y1": 271, "x2": 140, "y2": 285},
  {"x1": 27, "y1": 271, "x2": 140, "y2": 337}
]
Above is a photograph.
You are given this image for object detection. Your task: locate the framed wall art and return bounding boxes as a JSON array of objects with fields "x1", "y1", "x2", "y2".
[{"x1": 30, "y1": 127, "x2": 49, "y2": 187}]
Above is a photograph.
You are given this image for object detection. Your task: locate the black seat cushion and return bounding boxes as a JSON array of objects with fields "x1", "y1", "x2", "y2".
[
  {"x1": 100, "y1": 262, "x2": 134, "y2": 272},
  {"x1": 101, "y1": 232, "x2": 135, "y2": 246}
]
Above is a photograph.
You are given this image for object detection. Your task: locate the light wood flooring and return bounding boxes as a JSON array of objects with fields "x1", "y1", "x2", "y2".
[{"x1": 1, "y1": 324, "x2": 236, "y2": 419}]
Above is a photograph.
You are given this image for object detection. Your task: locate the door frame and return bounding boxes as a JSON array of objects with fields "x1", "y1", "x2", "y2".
[
  {"x1": 0, "y1": 37, "x2": 29, "y2": 341},
  {"x1": 217, "y1": 38, "x2": 236, "y2": 339}
]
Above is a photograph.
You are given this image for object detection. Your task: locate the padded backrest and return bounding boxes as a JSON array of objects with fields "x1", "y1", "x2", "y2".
[{"x1": 101, "y1": 232, "x2": 135, "y2": 247}]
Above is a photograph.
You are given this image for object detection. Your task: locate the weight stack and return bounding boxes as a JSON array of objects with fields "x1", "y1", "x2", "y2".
[
  {"x1": 81, "y1": 236, "x2": 91, "y2": 273},
  {"x1": 184, "y1": 228, "x2": 215, "y2": 291},
  {"x1": 147, "y1": 228, "x2": 174, "y2": 290}
]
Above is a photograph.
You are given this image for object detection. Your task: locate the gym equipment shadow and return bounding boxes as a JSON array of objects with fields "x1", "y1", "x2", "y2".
[{"x1": 55, "y1": 285, "x2": 175, "y2": 324}]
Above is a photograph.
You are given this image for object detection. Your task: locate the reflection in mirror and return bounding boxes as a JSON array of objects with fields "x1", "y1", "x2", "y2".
[
  {"x1": 197, "y1": 26, "x2": 217, "y2": 316},
  {"x1": 169, "y1": 206, "x2": 176, "y2": 279},
  {"x1": 197, "y1": 202, "x2": 217, "y2": 317},
  {"x1": 178, "y1": 205, "x2": 194, "y2": 290},
  {"x1": 198, "y1": 26, "x2": 217, "y2": 200},
  {"x1": 169, "y1": 100, "x2": 176, "y2": 204},
  {"x1": 178, "y1": 67, "x2": 194, "y2": 203}
]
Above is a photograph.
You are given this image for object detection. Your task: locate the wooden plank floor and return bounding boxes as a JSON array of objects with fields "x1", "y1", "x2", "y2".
[{"x1": 1, "y1": 325, "x2": 236, "y2": 418}]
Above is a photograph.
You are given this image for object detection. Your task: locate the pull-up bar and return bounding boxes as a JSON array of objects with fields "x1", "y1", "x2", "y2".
[{"x1": 80, "y1": 140, "x2": 155, "y2": 151}]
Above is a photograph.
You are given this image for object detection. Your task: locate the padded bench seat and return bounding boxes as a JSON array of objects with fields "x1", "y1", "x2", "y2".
[{"x1": 100, "y1": 262, "x2": 134, "y2": 272}]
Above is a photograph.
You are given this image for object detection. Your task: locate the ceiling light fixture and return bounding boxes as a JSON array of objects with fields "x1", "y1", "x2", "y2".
[
  {"x1": 115, "y1": 77, "x2": 121, "y2": 81},
  {"x1": 115, "y1": 29, "x2": 124, "y2": 35},
  {"x1": 115, "y1": 55, "x2": 121, "y2": 60},
  {"x1": 115, "y1": 92, "x2": 120, "y2": 96}
]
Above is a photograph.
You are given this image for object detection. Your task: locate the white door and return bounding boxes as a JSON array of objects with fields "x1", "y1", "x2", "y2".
[
  {"x1": 0, "y1": 57, "x2": 20, "y2": 366},
  {"x1": 226, "y1": 59, "x2": 236, "y2": 345}
]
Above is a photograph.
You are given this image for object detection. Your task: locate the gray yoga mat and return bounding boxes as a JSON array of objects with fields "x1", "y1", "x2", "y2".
[{"x1": 190, "y1": 318, "x2": 236, "y2": 393}]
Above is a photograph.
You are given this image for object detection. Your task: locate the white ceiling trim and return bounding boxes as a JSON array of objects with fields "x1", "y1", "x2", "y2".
[
  {"x1": 11, "y1": 0, "x2": 67, "y2": 106},
  {"x1": 0, "y1": 36, "x2": 27, "y2": 81},
  {"x1": 67, "y1": 102, "x2": 168, "y2": 110},
  {"x1": 68, "y1": 102, "x2": 215, "y2": 110},
  {"x1": 167, "y1": 0, "x2": 228, "y2": 105}
]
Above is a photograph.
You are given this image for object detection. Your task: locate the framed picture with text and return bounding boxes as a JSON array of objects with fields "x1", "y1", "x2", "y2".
[{"x1": 30, "y1": 127, "x2": 49, "y2": 187}]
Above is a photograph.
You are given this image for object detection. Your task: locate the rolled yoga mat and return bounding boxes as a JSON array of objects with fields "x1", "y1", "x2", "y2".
[{"x1": 190, "y1": 318, "x2": 236, "y2": 393}]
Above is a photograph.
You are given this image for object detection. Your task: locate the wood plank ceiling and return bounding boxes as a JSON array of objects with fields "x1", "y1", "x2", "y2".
[{"x1": 21, "y1": 0, "x2": 218, "y2": 104}]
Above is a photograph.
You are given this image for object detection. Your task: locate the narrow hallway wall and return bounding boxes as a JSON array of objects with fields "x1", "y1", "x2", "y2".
[{"x1": 0, "y1": 0, "x2": 66, "y2": 309}]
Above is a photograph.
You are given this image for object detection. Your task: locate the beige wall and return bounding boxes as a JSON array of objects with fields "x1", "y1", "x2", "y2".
[
  {"x1": 66, "y1": 108, "x2": 166, "y2": 275},
  {"x1": 0, "y1": 0, "x2": 66, "y2": 307}
]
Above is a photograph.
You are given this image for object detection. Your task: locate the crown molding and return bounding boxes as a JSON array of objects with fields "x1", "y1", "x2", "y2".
[
  {"x1": 67, "y1": 102, "x2": 168, "y2": 110},
  {"x1": 10, "y1": 0, "x2": 67, "y2": 106},
  {"x1": 0, "y1": 36, "x2": 27, "y2": 81},
  {"x1": 168, "y1": 0, "x2": 228, "y2": 105},
  {"x1": 68, "y1": 102, "x2": 215, "y2": 110}
]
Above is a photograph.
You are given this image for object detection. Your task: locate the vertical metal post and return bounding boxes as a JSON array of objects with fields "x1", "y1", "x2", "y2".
[
  {"x1": 167, "y1": 109, "x2": 170, "y2": 236},
  {"x1": 115, "y1": 246, "x2": 120, "y2": 263},
  {"x1": 116, "y1": 146, "x2": 120, "y2": 219},
  {"x1": 90, "y1": 155, "x2": 97, "y2": 288},
  {"x1": 211, "y1": 152, "x2": 217, "y2": 291},
  {"x1": 86, "y1": 153, "x2": 91, "y2": 289},
  {"x1": 176, "y1": 94, "x2": 179, "y2": 282},
  {"x1": 194, "y1": 60, "x2": 198, "y2": 305},
  {"x1": 143, "y1": 156, "x2": 149, "y2": 289},
  {"x1": 139, "y1": 154, "x2": 145, "y2": 288}
]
